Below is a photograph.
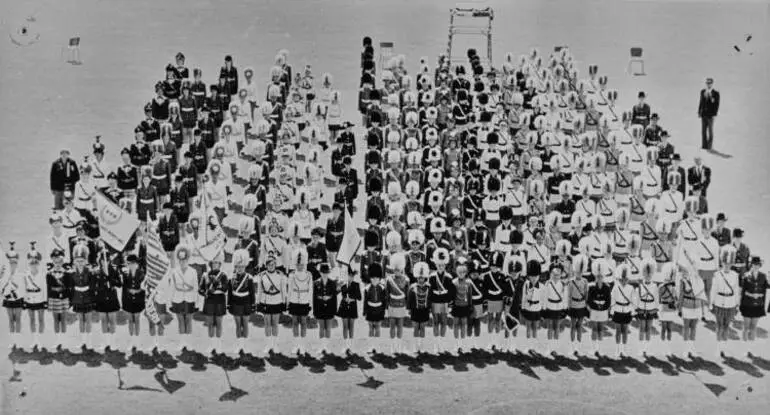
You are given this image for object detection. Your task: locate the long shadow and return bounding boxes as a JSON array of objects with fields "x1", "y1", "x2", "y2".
[{"x1": 722, "y1": 356, "x2": 764, "y2": 378}]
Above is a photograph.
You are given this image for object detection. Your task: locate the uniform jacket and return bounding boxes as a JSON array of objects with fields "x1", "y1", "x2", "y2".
[
  {"x1": 698, "y1": 89, "x2": 720, "y2": 117},
  {"x1": 50, "y1": 158, "x2": 80, "y2": 191}
]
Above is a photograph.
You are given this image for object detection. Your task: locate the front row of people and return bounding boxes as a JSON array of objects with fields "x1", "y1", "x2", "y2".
[{"x1": 2, "y1": 242, "x2": 768, "y2": 359}]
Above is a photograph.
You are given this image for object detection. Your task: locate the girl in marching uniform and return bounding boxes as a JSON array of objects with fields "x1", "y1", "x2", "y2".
[
  {"x1": 711, "y1": 246, "x2": 740, "y2": 357},
  {"x1": 200, "y1": 255, "x2": 227, "y2": 355},
  {"x1": 660, "y1": 172, "x2": 684, "y2": 224},
  {"x1": 611, "y1": 264, "x2": 635, "y2": 358},
  {"x1": 542, "y1": 263, "x2": 568, "y2": 355},
  {"x1": 738, "y1": 257, "x2": 769, "y2": 357},
  {"x1": 634, "y1": 259, "x2": 660, "y2": 357},
  {"x1": 228, "y1": 250, "x2": 255, "y2": 355},
  {"x1": 47, "y1": 249, "x2": 71, "y2": 348},
  {"x1": 121, "y1": 254, "x2": 147, "y2": 350},
  {"x1": 587, "y1": 262, "x2": 611, "y2": 355},
  {"x1": 169, "y1": 245, "x2": 198, "y2": 351},
  {"x1": 484, "y1": 252, "x2": 507, "y2": 348},
  {"x1": 290, "y1": 192, "x2": 316, "y2": 244},
  {"x1": 657, "y1": 263, "x2": 678, "y2": 347},
  {"x1": 46, "y1": 214, "x2": 71, "y2": 265},
  {"x1": 256, "y1": 253, "x2": 287, "y2": 354},
  {"x1": 678, "y1": 249, "x2": 707, "y2": 357},
  {"x1": 2, "y1": 242, "x2": 24, "y2": 348},
  {"x1": 429, "y1": 250, "x2": 453, "y2": 353},
  {"x1": 337, "y1": 266, "x2": 361, "y2": 354},
  {"x1": 407, "y1": 262, "x2": 432, "y2": 354},
  {"x1": 450, "y1": 258, "x2": 473, "y2": 353},
  {"x1": 696, "y1": 215, "x2": 719, "y2": 317},
  {"x1": 363, "y1": 263, "x2": 387, "y2": 353},
  {"x1": 520, "y1": 260, "x2": 545, "y2": 353},
  {"x1": 467, "y1": 261, "x2": 486, "y2": 351},
  {"x1": 287, "y1": 250, "x2": 312, "y2": 354},
  {"x1": 568, "y1": 255, "x2": 589, "y2": 355},
  {"x1": 385, "y1": 254, "x2": 409, "y2": 354},
  {"x1": 74, "y1": 166, "x2": 97, "y2": 212},
  {"x1": 313, "y1": 264, "x2": 338, "y2": 354},
  {"x1": 70, "y1": 244, "x2": 96, "y2": 349},
  {"x1": 94, "y1": 247, "x2": 121, "y2": 350}
]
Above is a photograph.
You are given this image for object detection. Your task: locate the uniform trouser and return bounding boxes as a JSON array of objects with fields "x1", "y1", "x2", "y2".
[
  {"x1": 53, "y1": 190, "x2": 64, "y2": 210},
  {"x1": 701, "y1": 116, "x2": 714, "y2": 150}
]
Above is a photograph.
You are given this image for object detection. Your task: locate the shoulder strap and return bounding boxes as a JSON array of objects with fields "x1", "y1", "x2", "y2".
[
  {"x1": 570, "y1": 279, "x2": 585, "y2": 301},
  {"x1": 549, "y1": 281, "x2": 563, "y2": 302}
]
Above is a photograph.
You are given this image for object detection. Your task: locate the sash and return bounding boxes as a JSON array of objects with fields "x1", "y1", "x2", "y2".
[
  {"x1": 560, "y1": 153, "x2": 572, "y2": 169},
  {"x1": 206, "y1": 271, "x2": 224, "y2": 295},
  {"x1": 173, "y1": 269, "x2": 193, "y2": 292},
  {"x1": 389, "y1": 278, "x2": 406, "y2": 300},
  {"x1": 469, "y1": 278, "x2": 483, "y2": 300},
  {"x1": 630, "y1": 197, "x2": 645, "y2": 215},
  {"x1": 233, "y1": 274, "x2": 250, "y2": 296},
  {"x1": 599, "y1": 200, "x2": 613, "y2": 217},
  {"x1": 659, "y1": 283, "x2": 675, "y2": 305},
  {"x1": 631, "y1": 145, "x2": 643, "y2": 163},
  {"x1": 51, "y1": 236, "x2": 66, "y2": 252},
  {"x1": 719, "y1": 272, "x2": 734, "y2": 296},
  {"x1": 605, "y1": 149, "x2": 618, "y2": 166},
  {"x1": 262, "y1": 273, "x2": 280, "y2": 295},
  {"x1": 78, "y1": 182, "x2": 94, "y2": 200},
  {"x1": 570, "y1": 279, "x2": 585, "y2": 301},
  {"x1": 628, "y1": 257, "x2": 641, "y2": 275},
  {"x1": 25, "y1": 273, "x2": 42, "y2": 292},
  {"x1": 525, "y1": 282, "x2": 539, "y2": 305},
  {"x1": 645, "y1": 167, "x2": 659, "y2": 187},
  {"x1": 487, "y1": 273, "x2": 502, "y2": 295},
  {"x1": 665, "y1": 192, "x2": 679, "y2": 213},
  {"x1": 509, "y1": 190, "x2": 523, "y2": 208},
  {"x1": 641, "y1": 221, "x2": 658, "y2": 241},
  {"x1": 616, "y1": 285, "x2": 632, "y2": 306},
  {"x1": 548, "y1": 281, "x2": 564, "y2": 302},
  {"x1": 91, "y1": 161, "x2": 106, "y2": 178},
  {"x1": 532, "y1": 244, "x2": 546, "y2": 263},
  {"x1": 579, "y1": 200, "x2": 593, "y2": 216},
  {"x1": 590, "y1": 173, "x2": 602, "y2": 190},
  {"x1": 653, "y1": 241, "x2": 670, "y2": 262},
  {"x1": 614, "y1": 229, "x2": 627, "y2": 246},
  {"x1": 433, "y1": 273, "x2": 448, "y2": 295},
  {"x1": 62, "y1": 212, "x2": 78, "y2": 228},
  {"x1": 616, "y1": 171, "x2": 632, "y2": 189},
  {"x1": 682, "y1": 220, "x2": 699, "y2": 241},
  {"x1": 640, "y1": 282, "x2": 655, "y2": 302},
  {"x1": 292, "y1": 272, "x2": 310, "y2": 294},
  {"x1": 699, "y1": 240, "x2": 715, "y2": 261}
]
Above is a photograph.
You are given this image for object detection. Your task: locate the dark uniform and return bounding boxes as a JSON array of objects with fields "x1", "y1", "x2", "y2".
[
  {"x1": 359, "y1": 249, "x2": 384, "y2": 285},
  {"x1": 94, "y1": 262, "x2": 121, "y2": 313},
  {"x1": 69, "y1": 266, "x2": 96, "y2": 313},
  {"x1": 151, "y1": 159, "x2": 172, "y2": 197},
  {"x1": 158, "y1": 213, "x2": 180, "y2": 252},
  {"x1": 121, "y1": 266, "x2": 145, "y2": 313},
  {"x1": 313, "y1": 277, "x2": 338, "y2": 320},
  {"x1": 228, "y1": 271, "x2": 255, "y2": 316},
  {"x1": 325, "y1": 213, "x2": 345, "y2": 253},
  {"x1": 169, "y1": 183, "x2": 190, "y2": 223},
  {"x1": 199, "y1": 270, "x2": 228, "y2": 317},
  {"x1": 220, "y1": 64, "x2": 239, "y2": 97},
  {"x1": 117, "y1": 164, "x2": 139, "y2": 192},
  {"x1": 337, "y1": 280, "x2": 361, "y2": 319}
]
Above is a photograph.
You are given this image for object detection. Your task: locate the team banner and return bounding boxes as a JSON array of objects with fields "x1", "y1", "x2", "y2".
[
  {"x1": 94, "y1": 190, "x2": 139, "y2": 251},
  {"x1": 336, "y1": 206, "x2": 362, "y2": 265},
  {"x1": 145, "y1": 228, "x2": 169, "y2": 290}
]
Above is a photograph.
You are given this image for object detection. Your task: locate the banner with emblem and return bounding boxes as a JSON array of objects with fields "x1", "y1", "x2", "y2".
[
  {"x1": 94, "y1": 190, "x2": 139, "y2": 251},
  {"x1": 336, "y1": 205, "x2": 362, "y2": 265}
]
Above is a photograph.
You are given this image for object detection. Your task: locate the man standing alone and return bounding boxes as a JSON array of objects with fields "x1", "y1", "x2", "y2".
[
  {"x1": 698, "y1": 78, "x2": 720, "y2": 150},
  {"x1": 50, "y1": 148, "x2": 80, "y2": 210}
]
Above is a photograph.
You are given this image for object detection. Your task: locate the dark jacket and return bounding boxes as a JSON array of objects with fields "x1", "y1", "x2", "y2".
[
  {"x1": 698, "y1": 89, "x2": 720, "y2": 118},
  {"x1": 687, "y1": 165, "x2": 711, "y2": 195},
  {"x1": 50, "y1": 158, "x2": 80, "y2": 191}
]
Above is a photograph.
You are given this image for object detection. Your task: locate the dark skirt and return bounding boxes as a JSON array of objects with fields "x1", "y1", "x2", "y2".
[
  {"x1": 567, "y1": 307, "x2": 589, "y2": 319},
  {"x1": 410, "y1": 307, "x2": 431, "y2": 323},
  {"x1": 3, "y1": 298, "x2": 24, "y2": 309},
  {"x1": 740, "y1": 305, "x2": 766, "y2": 319},
  {"x1": 314, "y1": 301, "x2": 337, "y2": 320},
  {"x1": 337, "y1": 301, "x2": 358, "y2": 319},
  {"x1": 451, "y1": 305, "x2": 471, "y2": 319},
  {"x1": 228, "y1": 303, "x2": 253, "y2": 316},
  {"x1": 95, "y1": 290, "x2": 121, "y2": 313},
  {"x1": 262, "y1": 303, "x2": 285, "y2": 315},
  {"x1": 713, "y1": 306, "x2": 737, "y2": 323},
  {"x1": 48, "y1": 298, "x2": 69, "y2": 313},
  {"x1": 72, "y1": 303, "x2": 93, "y2": 314},
  {"x1": 542, "y1": 309, "x2": 566, "y2": 320},
  {"x1": 170, "y1": 301, "x2": 196, "y2": 314},
  {"x1": 612, "y1": 312, "x2": 633, "y2": 325},
  {"x1": 203, "y1": 300, "x2": 227, "y2": 317},
  {"x1": 122, "y1": 291, "x2": 146, "y2": 314},
  {"x1": 24, "y1": 301, "x2": 47, "y2": 311},
  {"x1": 521, "y1": 309, "x2": 541, "y2": 321},
  {"x1": 365, "y1": 305, "x2": 385, "y2": 322},
  {"x1": 636, "y1": 310, "x2": 658, "y2": 321},
  {"x1": 289, "y1": 302, "x2": 311, "y2": 317}
]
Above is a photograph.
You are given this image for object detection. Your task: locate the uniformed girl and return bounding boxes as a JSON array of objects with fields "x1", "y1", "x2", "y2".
[
  {"x1": 179, "y1": 84, "x2": 197, "y2": 145},
  {"x1": 228, "y1": 250, "x2": 255, "y2": 355},
  {"x1": 586, "y1": 263, "x2": 611, "y2": 355},
  {"x1": 739, "y1": 256, "x2": 769, "y2": 358},
  {"x1": 429, "y1": 250, "x2": 453, "y2": 353},
  {"x1": 121, "y1": 254, "x2": 146, "y2": 349},
  {"x1": 313, "y1": 264, "x2": 338, "y2": 354},
  {"x1": 69, "y1": 244, "x2": 95, "y2": 349},
  {"x1": 407, "y1": 262, "x2": 431, "y2": 354},
  {"x1": 94, "y1": 247, "x2": 121, "y2": 351},
  {"x1": 542, "y1": 263, "x2": 568, "y2": 355},
  {"x1": 385, "y1": 253, "x2": 409, "y2": 353},
  {"x1": 657, "y1": 263, "x2": 678, "y2": 346},
  {"x1": 710, "y1": 246, "x2": 739, "y2": 358},
  {"x1": 568, "y1": 255, "x2": 589, "y2": 355},
  {"x1": 634, "y1": 259, "x2": 659, "y2": 357},
  {"x1": 611, "y1": 264, "x2": 634, "y2": 358},
  {"x1": 199, "y1": 255, "x2": 227, "y2": 355},
  {"x1": 467, "y1": 261, "x2": 486, "y2": 351},
  {"x1": 256, "y1": 253, "x2": 287, "y2": 354},
  {"x1": 483, "y1": 252, "x2": 506, "y2": 349},
  {"x1": 136, "y1": 169, "x2": 159, "y2": 233},
  {"x1": 450, "y1": 258, "x2": 473, "y2": 353},
  {"x1": 501, "y1": 255, "x2": 525, "y2": 352},
  {"x1": 74, "y1": 166, "x2": 97, "y2": 213},
  {"x1": 46, "y1": 249, "x2": 70, "y2": 348},
  {"x1": 363, "y1": 263, "x2": 386, "y2": 353},
  {"x1": 2, "y1": 242, "x2": 24, "y2": 348},
  {"x1": 678, "y1": 250, "x2": 707, "y2": 357},
  {"x1": 520, "y1": 260, "x2": 544, "y2": 354},
  {"x1": 287, "y1": 251, "x2": 312, "y2": 354},
  {"x1": 169, "y1": 245, "x2": 198, "y2": 351}
]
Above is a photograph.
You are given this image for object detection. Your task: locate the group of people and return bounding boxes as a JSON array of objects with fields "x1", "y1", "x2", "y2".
[{"x1": 1, "y1": 40, "x2": 768, "y2": 361}]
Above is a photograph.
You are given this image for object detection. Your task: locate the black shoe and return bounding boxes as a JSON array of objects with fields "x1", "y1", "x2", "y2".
[
  {"x1": 594, "y1": 351, "x2": 601, "y2": 358},
  {"x1": 105, "y1": 346, "x2": 112, "y2": 353},
  {"x1": 573, "y1": 350, "x2": 580, "y2": 357},
  {"x1": 720, "y1": 351, "x2": 726, "y2": 358}
]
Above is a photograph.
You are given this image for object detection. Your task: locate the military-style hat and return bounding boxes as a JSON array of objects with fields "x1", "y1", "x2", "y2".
[
  {"x1": 369, "y1": 263, "x2": 383, "y2": 280},
  {"x1": 72, "y1": 244, "x2": 89, "y2": 261}
]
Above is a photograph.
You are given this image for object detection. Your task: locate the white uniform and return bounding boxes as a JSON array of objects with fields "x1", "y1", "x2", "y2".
[
  {"x1": 46, "y1": 233, "x2": 71, "y2": 264},
  {"x1": 22, "y1": 271, "x2": 45, "y2": 305},
  {"x1": 169, "y1": 266, "x2": 199, "y2": 304},
  {"x1": 710, "y1": 269, "x2": 740, "y2": 309}
]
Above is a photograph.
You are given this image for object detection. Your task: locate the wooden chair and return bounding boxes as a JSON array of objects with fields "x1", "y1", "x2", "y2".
[{"x1": 627, "y1": 47, "x2": 645, "y2": 76}]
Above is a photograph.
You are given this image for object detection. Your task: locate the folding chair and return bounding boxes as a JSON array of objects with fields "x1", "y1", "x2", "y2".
[
  {"x1": 628, "y1": 47, "x2": 645, "y2": 76},
  {"x1": 62, "y1": 37, "x2": 82, "y2": 65}
]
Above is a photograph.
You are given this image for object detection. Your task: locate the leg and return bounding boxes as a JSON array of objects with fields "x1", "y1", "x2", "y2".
[
  {"x1": 701, "y1": 117, "x2": 709, "y2": 149},
  {"x1": 300, "y1": 316, "x2": 307, "y2": 338},
  {"x1": 706, "y1": 117, "x2": 714, "y2": 149}
]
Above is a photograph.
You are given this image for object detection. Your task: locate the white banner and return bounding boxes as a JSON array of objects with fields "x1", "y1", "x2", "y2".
[
  {"x1": 336, "y1": 206, "x2": 362, "y2": 265},
  {"x1": 94, "y1": 190, "x2": 139, "y2": 252}
]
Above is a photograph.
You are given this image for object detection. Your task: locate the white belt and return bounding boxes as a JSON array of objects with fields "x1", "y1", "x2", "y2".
[
  {"x1": 367, "y1": 301, "x2": 382, "y2": 307},
  {"x1": 75, "y1": 286, "x2": 89, "y2": 292},
  {"x1": 233, "y1": 291, "x2": 249, "y2": 297},
  {"x1": 140, "y1": 199, "x2": 154, "y2": 204},
  {"x1": 390, "y1": 293, "x2": 405, "y2": 300}
]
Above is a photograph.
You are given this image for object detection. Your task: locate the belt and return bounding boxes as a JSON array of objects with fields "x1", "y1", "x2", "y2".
[
  {"x1": 75, "y1": 286, "x2": 89, "y2": 292},
  {"x1": 641, "y1": 299, "x2": 654, "y2": 303},
  {"x1": 390, "y1": 294, "x2": 405, "y2": 300},
  {"x1": 683, "y1": 296, "x2": 695, "y2": 300},
  {"x1": 570, "y1": 297, "x2": 583, "y2": 302},
  {"x1": 233, "y1": 291, "x2": 249, "y2": 297},
  {"x1": 152, "y1": 175, "x2": 167, "y2": 180},
  {"x1": 367, "y1": 301, "x2": 382, "y2": 307},
  {"x1": 329, "y1": 231, "x2": 343, "y2": 236},
  {"x1": 78, "y1": 197, "x2": 91, "y2": 201},
  {"x1": 717, "y1": 292, "x2": 732, "y2": 297},
  {"x1": 548, "y1": 299, "x2": 561, "y2": 304},
  {"x1": 174, "y1": 202, "x2": 186, "y2": 206},
  {"x1": 140, "y1": 199, "x2": 154, "y2": 204},
  {"x1": 265, "y1": 291, "x2": 281, "y2": 296},
  {"x1": 615, "y1": 301, "x2": 630, "y2": 306},
  {"x1": 28, "y1": 288, "x2": 41, "y2": 293},
  {"x1": 527, "y1": 300, "x2": 540, "y2": 305},
  {"x1": 181, "y1": 108, "x2": 194, "y2": 111}
]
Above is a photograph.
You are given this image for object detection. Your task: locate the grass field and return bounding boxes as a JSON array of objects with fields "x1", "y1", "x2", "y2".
[{"x1": 1, "y1": 0, "x2": 770, "y2": 413}]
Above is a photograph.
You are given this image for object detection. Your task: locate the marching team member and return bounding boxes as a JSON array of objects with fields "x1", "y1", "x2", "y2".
[
  {"x1": 407, "y1": 262, "x2": 432, "y2": 354},
  {"x1": 450, "y1": 258, "x2": 473, "y2": 353},
  {"x1": 169, "y1": 245, "x2": 198, "y2": 351},
  {"x1": 287, "y1": 251, "x2": 312, "y2": 354},
  {"x1": 47, "y1": 249, "x2": 71, "y2": 349},
  {"x1": 228, "y1": 250, "x2": 255, "y2": 355},
  {"x1": 429, "y1": 249, "x2": 453, "y2": 353},
  {"x1": 542, "y1": 263, "x2": 567, "y2": 355},
  {"x1": 199, "y1": 255, "x2": 228, "y2": 355},
  {"x1": 93, "y1": 246, "x2": 121, "y2": 350},
  {"x1": 120, "y1": 254, "x2": 146, "y2": 350},
  {"x1": 610, "y1": 264, "x2": 634, "y2": 358},
  {"x1": 739, "y1": 256, "x2": 768, "y2": 357},
  {"x1": 587, "y1": 263, "x2": 611, "y2": 355},
  {"x1": 70, "y1": 244, "x2": 95, "y2": 350},
  {"x1": 2, "y1": 242, "x2": 24, "y2": 348},
  {"x1": 467, "y1": 261, "x2": 486, "y2": 350},
  {"x1": 385, "y1": 256, "x2": 409, "y2": 354},
  {"x1": 634, "y1": 259, "x2": 659, "y2": 357},
  {"x1": 567, "y1": 255, "x2": 589, "y2": 355},
  {"x1": 483, "y1": 252, "x2": 507, "y2": 348},
  {"x1": 678, "y1": 250, "x2": 707, "y2": 357},
  {"x1": 256, "y1": 253, "x2": 287, "y2": 354},
  {"x1": 363, "y1": 263, "x2": 386, "y2": 352},
  {"x1": 697, "y1": 215, "x2": 719, "y2": 320},
  {"x1": 520, "y1": 260, "x2": 544, "y2": 354},
  {"x1": 657, "y1": 263, "x2": 678, "y2": 349},
  {"x1": 337, "y1": 265, "x2": 361, "y2": 354},
  {"x1": 710, "y1": 246, "x2": 739, "y2": 357},
  {"x1": 313, "y1": 263, "x2": 338, "y2": 354}
]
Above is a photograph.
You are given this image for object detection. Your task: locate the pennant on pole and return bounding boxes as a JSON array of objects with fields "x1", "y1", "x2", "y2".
[
  {"x1": 94, "y1": 190, "x2": 139, "y2": 251},
  {"x1": 336, "y1": 206, "x2": 362, "y2": 265}
]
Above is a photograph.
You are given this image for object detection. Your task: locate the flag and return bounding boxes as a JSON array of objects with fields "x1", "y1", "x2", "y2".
[
  {"x1": 336, "y1": 206, "x2": 362, "y2": 265},
  {"x1": 94, "y1": 190, "x2": 139, "y2": 251},
  {"x1": 198, "y1": 226, "x2": 226, "y2": 262},
  {"x1": 145, "y1": 228, "x2": 169, "y2": 290}
]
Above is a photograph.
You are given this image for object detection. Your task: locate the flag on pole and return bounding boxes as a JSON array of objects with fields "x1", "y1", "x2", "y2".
[
  {"x1": 94, "y1": 190, "x2": 139, "y2": 251},
  {"x1": 144, "y1": 228, "x2": 170, "y2": 290},
  {"x1": 336, "y1": 206, "x2": 362, "y2": 265}
]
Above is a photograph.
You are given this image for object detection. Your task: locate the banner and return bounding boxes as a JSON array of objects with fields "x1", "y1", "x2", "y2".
[
  {"x1": 144, "y1": 228, "x2": 169, "y2": 290},
  {"x1": 94, "y1": 190, "x2": 139, "y2": 251},
  {"x1": 336, "y1": 206, "x2": 362, "y2": 265}
]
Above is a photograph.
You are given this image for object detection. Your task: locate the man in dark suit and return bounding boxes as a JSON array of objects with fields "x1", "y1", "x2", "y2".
[
  {"x1": 698, "y1": 77, "x2": 720, "y2": 150},
  {"x1": 50, "y1": 148, "x2": 80, "y2": 210},
  {"x1": 663, "y1": 153, "x2": 687, "y2": 195},
  {"x1": 712, "y1": 213, "x2": 731, "y2": 247},
  {"x1": 687, "y1": 156, "x2": 711, "y2": 196}
]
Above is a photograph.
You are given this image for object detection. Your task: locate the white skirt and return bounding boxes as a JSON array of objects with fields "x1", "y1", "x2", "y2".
[
  {"x1": 658, "y1": 309, "x2": 679, "y2": 322},
  {"x1": 681, "y1": 307, "x2": 702, "y2": 321},
  {"x1": 590, "y1": 309, "x2": 609, "y2": 323}
]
